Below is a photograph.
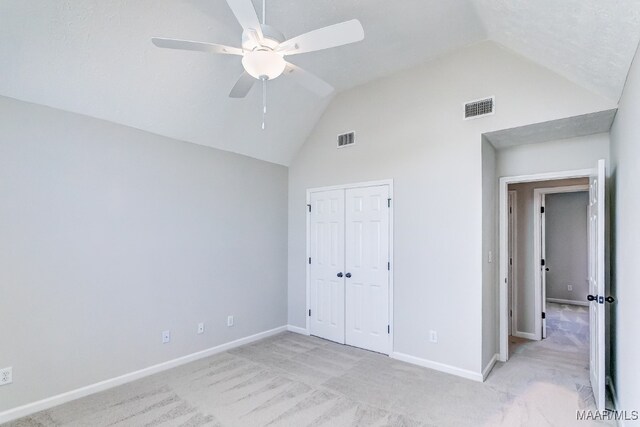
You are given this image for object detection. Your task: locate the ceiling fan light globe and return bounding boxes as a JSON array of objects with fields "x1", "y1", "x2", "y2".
[{"x1": 242, "y1": 50, "x2": 286, "y2": 80}]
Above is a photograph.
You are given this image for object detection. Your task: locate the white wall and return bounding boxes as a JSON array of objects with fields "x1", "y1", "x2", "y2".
[
  {"x1": 496, "y1": 133, "x2": 611, "y2": 178},
  {"x1": 545, "y1": 192, "x2": 589, "y2": 303},
  {"x1": 288, "y1": 41, "x2": 615, "y2": 375},
  {"x1": 609, "y1": 44, "x2": 640, "y2": 412},
  {"x1": 482, "y1": 139, "x2": 497, "y2": 368},
  {"x1": 508, "y1": 179, "x2": 588, "y2": 335},
  {"x1": 0, "y1": 96, "x2": 288, "y2": 412}
]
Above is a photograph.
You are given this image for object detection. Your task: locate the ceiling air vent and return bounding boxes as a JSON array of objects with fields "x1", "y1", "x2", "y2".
[
  {"x1": 337, "y1": 131, "x2": 356, "y2": 148},
  {"x1": 464, "y1": 96, "x2": 495, "y2": 120}
]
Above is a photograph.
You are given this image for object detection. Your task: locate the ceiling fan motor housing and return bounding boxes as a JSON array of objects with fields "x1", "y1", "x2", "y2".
[{"x1": 242, "y1": 25, "x2": 285, "y2": 50}]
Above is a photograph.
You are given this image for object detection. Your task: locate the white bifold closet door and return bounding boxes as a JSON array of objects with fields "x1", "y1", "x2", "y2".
[{"x1": 309, "y1": 184, "x2": 390, "y2": 355}]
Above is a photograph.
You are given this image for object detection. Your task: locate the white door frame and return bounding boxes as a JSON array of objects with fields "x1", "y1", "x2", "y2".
[
  {"x1": 305, "y1": 179, "x2": 394, "y2": 351},
  {"x1": 499, "y1": 169, "x2": 594, "y2": 362},
  {"x1": 533, "y1": 185, "x2": 589, "y2": 341}
]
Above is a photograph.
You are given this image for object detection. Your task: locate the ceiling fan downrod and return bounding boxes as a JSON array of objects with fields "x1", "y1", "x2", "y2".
[{"x1": 262, "y1": 0, "x2": 266, "y2": 130}]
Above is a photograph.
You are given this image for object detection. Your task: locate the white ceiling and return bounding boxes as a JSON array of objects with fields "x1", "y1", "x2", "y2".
[
  {"x1": 471, "y1": 0, "x2": 640, "y2": 102},
  {"x1": 1, "y1": 1, "x2": 639, "y2": 165}
]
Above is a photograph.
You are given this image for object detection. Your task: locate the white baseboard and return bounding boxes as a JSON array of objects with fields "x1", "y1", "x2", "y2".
[
  {"x1": 286, "y1": 324, "x2": 310, "y2": 335},
  {"x1": 546, "y1": 298, "x2": 589, "y2": 307},
  {"x1": 390, "y1": 352, "x2": 483, "y2": 382},
  {"x1": 513, "y1": 331, "x2": 538, "y2": 340},
  {"x1": 0, "y1": 325, "x2": 288, "y2": 425},
  {"x1": 482, "y1": 353, "x2": 499, "y2": 380}
]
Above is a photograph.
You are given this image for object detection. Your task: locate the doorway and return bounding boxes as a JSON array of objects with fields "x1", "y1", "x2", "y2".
[
  {"x1": 498, "y1": 160, "x2": 608, "y2": 410},
  {"x1": 535, "y1": 185, "x2": 589, "y2": 340},
  {"x1": 306, "y1": 180, "x2": 393, "y2": 355}
]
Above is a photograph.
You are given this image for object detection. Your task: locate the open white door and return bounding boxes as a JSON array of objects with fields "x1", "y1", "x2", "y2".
[
  {"x1": 508, "y1": 191, "x2": 516, "y2": 337},
  {"x1": 309, "y1": 190, "x2": 345, "y2": 344},
  {"x1": 541, "y1": 194, "x2": 547, "y2": 339},
  {"x1": 345, "y1": 185, "x2": 391, "y2": 354},
  {"x1": 588, "y1": 159, "x2": 606, "y2": 411}
]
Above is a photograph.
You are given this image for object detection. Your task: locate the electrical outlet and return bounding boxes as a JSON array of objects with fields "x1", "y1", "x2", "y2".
[
  {"x1": 568, "y1": 285, "x2": 573, "y2": 291},
  {"x1": 0, "y1": 367, "x2": 12, "y2": 386},
  {"x1": 197, "y1": 323, "x2": 205, "y2": 334},
  {"x1": 429, "y1": 330, "x2": 438, "y2": 343},
  {"x1": 162, "y1": 330, "x2": 170, "y2": 344},
  {"x1": 227, "y1": 316, "x2": 234, "y2": 327}
]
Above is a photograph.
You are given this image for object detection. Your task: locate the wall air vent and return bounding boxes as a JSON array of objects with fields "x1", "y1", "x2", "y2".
[
  {"x1": 337, "y1": 131, "x2": 356, "y2": 148},
  {"x1": 464, "y1": 96, "x2": 495, "y2": 120}
]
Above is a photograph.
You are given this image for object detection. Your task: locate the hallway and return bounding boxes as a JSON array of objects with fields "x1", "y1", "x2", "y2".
[{"x1": 497, "y1": 302, "x2": 610, "y2": 425}]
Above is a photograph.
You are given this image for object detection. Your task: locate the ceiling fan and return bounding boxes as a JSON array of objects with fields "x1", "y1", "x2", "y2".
[{"x1": 152, "y1": 0, "x2": 364, "y2": 129}]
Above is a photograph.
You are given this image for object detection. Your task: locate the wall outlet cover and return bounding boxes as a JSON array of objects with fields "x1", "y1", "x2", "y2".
[
  {"x1": 429, "y1": 330, "x2": 438, "y2": 343},
  {"x1": 227, "y1": 316, "x2": 234, "y2": 327},
  {"x1": 0, "y1": 367, "x2": 12, "y2": 386},
  {"x1": 197, "y1": 323, "x2": 205, "y2": 334},
  {"x1": 568, "y1": 285, "x2": 573, "y2": 291},
  {"x1": 162, "y1": 330, "x2": 171, "y2": 344}
]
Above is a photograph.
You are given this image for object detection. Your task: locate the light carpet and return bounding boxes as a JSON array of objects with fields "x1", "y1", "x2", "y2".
[{"x1": 6, "y1": 303, "x2": 612, "y2": 426}]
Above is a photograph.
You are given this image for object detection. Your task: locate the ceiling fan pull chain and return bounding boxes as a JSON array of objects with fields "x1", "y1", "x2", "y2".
[{"x1": 262, "y1": 77, "x2": 267, "y2": 130}]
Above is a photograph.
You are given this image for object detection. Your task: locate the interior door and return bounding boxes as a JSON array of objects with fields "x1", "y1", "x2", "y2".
[
  {"x1": 309, "y1": 189, "x2": 345, "y2": 344},
  {"x1": 508, "y1": 191, "x2": 516, "y2": 337},
  {"x1": 588, "y1": 159, "x2": 606, "y2": 411},
  {"x1": 541, "y1": 194, "x2": 547, "y2": 339},
  {"x1": 345, "y1": 185, "x2": 390, "y2": 354}
]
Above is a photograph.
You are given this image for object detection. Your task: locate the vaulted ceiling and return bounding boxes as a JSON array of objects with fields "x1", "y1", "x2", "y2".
[{"x1": 1, "y1": 0, "x2": 639, "y2": 165}]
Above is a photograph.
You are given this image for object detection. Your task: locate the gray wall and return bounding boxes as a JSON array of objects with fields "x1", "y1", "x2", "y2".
[
  {"x1": 508, "y1": 179, "x2": 588, "y2": 336},
  {"x1": 0, "y1": 96, "x2": 288, "y2": 411},
  {"x1": 610, "y1": 43, "x2": 640, "y2": 412},
  {"x1": 545, "y1": 192, "x2": 589, "y2": 303},
  {"x1": 288, "y1": 41, "x2": 615, "y2": 375}
]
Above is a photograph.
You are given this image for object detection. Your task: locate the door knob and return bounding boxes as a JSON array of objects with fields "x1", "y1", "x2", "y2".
[
  {"x1": 345, "y1": 273, "x2": 352, "y2": 278},
  {"x1": 605, "y1": 296, "x2": 615, "y2": 303},
  {"x1": 587, "y1": 295, "x2": 597, "y2": 302},
  {"x1": 337, "y1": 272, "x2": 343, "y2": 278},
  {"x1": 545, "y1": 267, "x2": 549, "y2": 271}
]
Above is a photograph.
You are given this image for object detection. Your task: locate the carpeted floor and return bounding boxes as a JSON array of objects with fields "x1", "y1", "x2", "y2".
[{"x1": 6, "y1": 303, "x2": 611, "y2": 427}]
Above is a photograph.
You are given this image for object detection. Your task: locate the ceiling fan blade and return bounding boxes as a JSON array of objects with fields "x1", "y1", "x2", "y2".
[
  {"x1": 277, "y1": 19, "x2": 364, "y2": 56},
  {"x1": 284, "y1": 62, "x2": 334, "y2": 97},
  {"x1": 152, "y1": 38, "x2": 244, "y2": 55},
  {"x1": 229, "y1": 71, "x2": 256, "y2": 98},
  {"x1": 225, "y1": 0, "x2": 264, "y2": 40}
]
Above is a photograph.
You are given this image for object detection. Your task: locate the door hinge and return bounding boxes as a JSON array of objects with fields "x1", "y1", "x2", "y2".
[
  {"x1": 510, "y1": 310, "x2": 512, "y2": 317},
  {"x1": 541, "y1": 259, "x2": 545, "y2": 266},
  {"x1": 542, "y1": 312, "x2": 546, "y2": 319},
  {"x1": 387, "y1": 198, "x2": 391, "y2": 208},
  {"x1": 509, "y1": 258, "x2": 512, "y2": 266},
  {"x1": 308, "y1": 309, "x2": 311, "y2": 317},
  {"x1": 387, "y1": 262, "x2": 390, "y2": 271},
  {"x1": 387, "y1": 325, "x2": 390, "y2": 334},
  {"x1": 509, "y1": 207, "x2": 512, "y2": 214},
  {"x1": 309, "y1": 257, "x2": 311, "y2": 264},
  {"x1": 307, "y1": 204, "x2": 311, "y2": 213},
  {"x1": 541, "y1": 206, "x2": 545, "y2": 214}
]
